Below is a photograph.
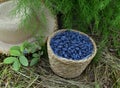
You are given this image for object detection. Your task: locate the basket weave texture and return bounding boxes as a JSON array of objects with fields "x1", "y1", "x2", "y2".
[{"x1": 47, "y1": 29, "x2": 97, "y2": 78}]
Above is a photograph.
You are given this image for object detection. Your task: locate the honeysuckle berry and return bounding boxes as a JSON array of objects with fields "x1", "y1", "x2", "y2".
[{"x1": 50, "y1": 30, "x2": 94, "y2": 60}]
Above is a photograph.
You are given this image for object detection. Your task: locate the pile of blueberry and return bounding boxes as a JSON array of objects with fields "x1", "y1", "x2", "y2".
[{"x1": 50, "y1": 30, "x2": 94, "y2": 60}]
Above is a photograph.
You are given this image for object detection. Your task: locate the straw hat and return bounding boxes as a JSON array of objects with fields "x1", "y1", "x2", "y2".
[{"x1": 0, "y1": 0, "x2": 57, "y2": 53}]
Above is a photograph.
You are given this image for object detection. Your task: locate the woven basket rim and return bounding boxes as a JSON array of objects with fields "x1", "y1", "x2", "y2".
[{"x1": 47, "y1": 29, "x2": 97, "y2": 64}]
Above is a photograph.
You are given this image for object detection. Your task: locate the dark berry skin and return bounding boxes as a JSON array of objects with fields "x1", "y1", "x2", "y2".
[{"x1": 50, "y1": 30, "x2": 94, "y2": 60}]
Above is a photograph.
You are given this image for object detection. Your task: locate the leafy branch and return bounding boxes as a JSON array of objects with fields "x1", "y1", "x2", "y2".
[{"x1": 3, "y1": 41, "x2": 43, "y2": 71}]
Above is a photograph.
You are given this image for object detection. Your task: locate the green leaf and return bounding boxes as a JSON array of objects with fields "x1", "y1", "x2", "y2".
[
  {"x1": 95, "y1": 83, "x2": 100, "y2": 88},
  {"x1": 10, "y1": 46, "x2": 20, "y2": 51},
  {"x1": 20, "y1": 44, "x2": 24, "y2": 52},
  {"x1": 39, "y1": 51, "x2": 43, "y2": 56},
  {"x1": 32, "y1": 53, "x2": 39, "y2": 58},
  {"x1": 10, "y1": 50, "x2": 21, "y2": 56},
  {"x1": 30, "y1": 58, "x2": 39, "y2": 66},
  {"x1": 29, "y1": 44, "x2": 37, "y2": 53},
  {"x1": 19, "y1": 56, "x2": 28, "y2": 66},
  {"x1": 38, "y1": 46, "x2": 41, "y2": 50},
  {"x1": 23, "y1": 41, "x2": 32, "y2": 48},
  {"x1": 12, "y1": 59, "x2": 21, "y2": 71},
  {"x1": 3, "y1": 57, "x2": 16, "y2": 64},
  {"x1": 19, "y1": 41, "x2": 31, "y2": 53}
]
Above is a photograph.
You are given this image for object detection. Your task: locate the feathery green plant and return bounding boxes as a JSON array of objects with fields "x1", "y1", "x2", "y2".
[
  {"x1": 14, "y1": 0, "x2": 120, "y2": 61},
  {"x1": 44, "y1": 0, "x2": 120, "y2": 60},
  {"x1": 13, "y1": 0, "x2": 46, "y2": 34}
]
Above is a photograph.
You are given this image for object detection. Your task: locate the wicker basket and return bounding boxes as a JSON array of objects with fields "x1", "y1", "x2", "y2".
[{"x1": 47, "y1": 29, "x2": 97, "y2": 78}]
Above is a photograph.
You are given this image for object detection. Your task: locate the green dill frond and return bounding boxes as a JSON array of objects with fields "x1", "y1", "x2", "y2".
[
  {"x1": 13, "y1": 0, "x2": 46, "y2": 34},
  {"x1": 13, "y1": 0, "x2": 120, "y2": 59}
]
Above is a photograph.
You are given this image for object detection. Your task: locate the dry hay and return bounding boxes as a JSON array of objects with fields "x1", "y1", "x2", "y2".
[{"x1": 0, "y1": 49, "x2": 120, "y2": 88}]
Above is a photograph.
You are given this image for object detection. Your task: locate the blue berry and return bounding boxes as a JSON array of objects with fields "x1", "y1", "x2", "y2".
[{"x1": 50, "y1": 30, "x2": 94, "y2": 60}]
